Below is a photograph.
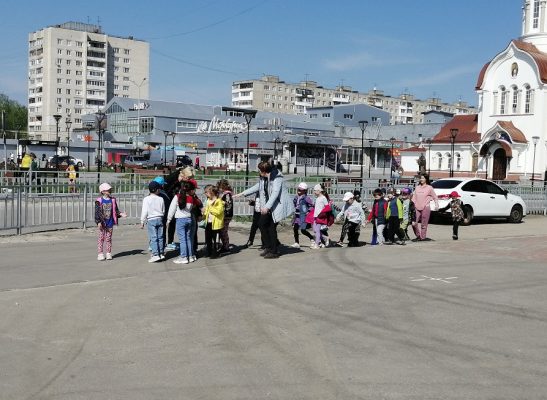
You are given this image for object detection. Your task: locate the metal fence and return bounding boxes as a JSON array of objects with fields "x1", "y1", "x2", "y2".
[{"x1": 1, "y1": 172, "x2": 545, "y2": 235}]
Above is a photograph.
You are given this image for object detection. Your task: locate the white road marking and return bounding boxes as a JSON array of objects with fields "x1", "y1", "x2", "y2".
[{"x1": 410, "y1": 275, "x2": 458, "y2": 284}]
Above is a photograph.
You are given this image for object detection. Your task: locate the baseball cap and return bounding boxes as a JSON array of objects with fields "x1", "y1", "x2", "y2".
[
  {"x1": 313, "y1": 184, "x2": 323, "y2": 192},
  {"x1": 99, "y1": 182, "x2": 112, "y2": 192},
  {"x1": 153, "y1": 176, "x2": 166, "y2": 185},
  {"x1": 297, "y1": 182, "x2": 308, "y2": 190}
]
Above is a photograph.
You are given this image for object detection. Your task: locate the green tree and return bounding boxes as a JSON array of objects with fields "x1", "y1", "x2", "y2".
[{"x1": 0, "y1": 93, "x2": 28, "y2": 139}]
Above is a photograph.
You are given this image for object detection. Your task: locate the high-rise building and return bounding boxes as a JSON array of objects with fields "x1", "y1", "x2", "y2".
[
  {"x1": 27, "y1": 22, "x2": 149, "y2": 140},
  {"x1": 232, "y1": 75, "x2": 476, "y2": 125}
]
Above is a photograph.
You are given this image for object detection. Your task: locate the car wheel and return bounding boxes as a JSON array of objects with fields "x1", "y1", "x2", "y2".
[
  {"x1": 462, "y1": 205, "x2": 473, "y2": 226},
  {"x1": 77, "y1": 162, "x2": 83, "y2": 167},
  {"x1": 508, "y1": 205, "x2": 523, "y2": 223}
]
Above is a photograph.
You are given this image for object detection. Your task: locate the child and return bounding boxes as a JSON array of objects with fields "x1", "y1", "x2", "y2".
[
  {"x1": 336, "y1": 192, "x2": 365, "y2": 247},
  {"x1": 152, "y1": 176, "x2": 171, "y2": 250},
  {"x1": 246, "y1": 194, "x2": 261, "y2": 248},
  {"x1": 217, "y1": 179, "x2": 233, "y2": 253},
  {"x1": 291, "y1": 182, "x2": 314, "y2": 248},
  {"x1": 167, "y1": 181, "x2": 196, "y2": 264},
  {"x1": 95, "y1": 182, "x2": 126, "y2": 260},
  {"x1": 140, "y1": 181, "x2": 166, "y2": 263},
  {"x1": 438, "y1": 191, "x2": 464, "y2": 240},
  {"x1": 400, "y1": 188, "x2": 416, "y2": 240},
  {"x1": 310, "y1": 184, "x2": 333, "y2": 249},
  {"x1": 188, "y1": 180, "x2": 202, "y2": 256},
  {"x1": 364, "y1": 188, "x2": 388, "y2": 245},
  {"x1": 385, "y1": 188, "x2": 406, "y2": 245},
  {"x1": 202, "y1": 185, "x2": 225, "y2": 258}
]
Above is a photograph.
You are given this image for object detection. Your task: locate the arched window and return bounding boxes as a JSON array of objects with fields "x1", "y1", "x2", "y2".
[
  {"x1": 445, "y1": 152, "x2": 452, "y2": 171},
  {"x1": 471, "y1": 152, "x2": 479, "y2": 172},
  {"x1": 524, "y1": 84, "x2": 533, "y2": 113},
  {"x1": 500, "y1": 86, "x2": 507, "y2": 114},
  {"x1": 511, "y1": 85, "x2": 519, "y2": 113},
  {"x1": 436, "y1": 152, "x2": 442, "y2": 170},
  {"x1": 492, "y1": 91, "x2": 498, "y2": 114},
  {"x1": 455, "y1": 152, "x2": 462, "y2": 170}
]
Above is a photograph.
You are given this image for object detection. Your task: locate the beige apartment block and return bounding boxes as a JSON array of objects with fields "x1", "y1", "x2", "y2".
[
  {"x1": 28, "y1": 22, "x2": 149, "y2": 140},
  {"x1": 232, "y1": 75, "x2": 475, "y2": 125}
]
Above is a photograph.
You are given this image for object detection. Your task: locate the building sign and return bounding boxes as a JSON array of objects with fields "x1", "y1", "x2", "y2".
[
  {"x1": 196, "y1": 116, "x2": 246, "y2": 134},
  {"x1": 129, "y1": 102, "x2": 150, "y2": 111}
]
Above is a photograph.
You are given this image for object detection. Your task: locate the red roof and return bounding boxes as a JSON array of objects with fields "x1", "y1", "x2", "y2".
[
  {"x1": 476, "y1": 40, "x2": 547, "y2": 89},
  {"x1": 431, "y1": 114, "x2": 480, "y2": 143},
  {"x1": 496, "y1": 121, "x2": 527, "y2": 143},
  {"x1": 400, "y1": 146, "x2": 426, "y2": 152}
]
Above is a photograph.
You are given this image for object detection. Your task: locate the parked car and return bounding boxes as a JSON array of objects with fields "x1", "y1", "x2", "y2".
[
  {"x1": 430, "y1": 178, "x2": 526, "y2": 225},
  {"x1": 48, "y1": 155, "x2": 85, "y2": 168},
  {"x1": 123, "y1": 155, "x2": 148, "y2": 169}
]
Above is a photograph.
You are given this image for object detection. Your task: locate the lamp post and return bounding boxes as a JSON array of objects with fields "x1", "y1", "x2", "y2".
[
  {"x1": 449, "y1": 128, "x2": 458, "y2": 177},
  {"x1": 84, "y1": 122, "x2": 94, "y2": 170},
  {"x1": 531, "y1": 135, "x2": 540, "y2": 187},
  {"x1": 389, "y1": 137, "x2": 396, "y2": 181},
  {"x1": 162, "y1": 130, "x2": 170, "y2": 167},
  {"x1": 233, "y1": 134, "x2": 238, "y2": 168},
  {"x1": 358, "y1": 120, "x2": 368, "y2": 192},
  {"x1": 368, "y1": 139, "x2": 374, "y2": 178},
  {"x1": 129, "y1": 77, "x2": 147, "y2": 149},
  {"x1": 426, "y1": 139, "x2": 432, "y2": 176},
  {"x1": 1, "y1": 109, "x2": 6, "y2": 177},
  {"x1": 221, "y1": 107, "x2": 257, "y2": 185},
  {"x1": 95, "y1": 110, "x2": 106, "y2": 184},
  {"x1": 53, "y1": 114, "x2": 62, "y2": 173},
  {"x1": 65, "y1": 116, "x2": 72, "y2": 159},
  {"x1": 171, "y1": 132, "x2": 176, "y2": 166}
]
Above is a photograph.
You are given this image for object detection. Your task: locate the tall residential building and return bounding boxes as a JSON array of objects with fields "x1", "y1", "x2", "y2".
[
  {"x1": 28, "y1": 22, "x2": 149, "y2": 140},
  {"x1": 232, "y1": 75, "x2": 476, "y2": 125}
]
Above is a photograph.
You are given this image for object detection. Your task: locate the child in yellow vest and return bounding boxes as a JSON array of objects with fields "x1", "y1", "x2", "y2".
[{"x1": 202, "y1": 185, "x2": 224, "y2": 258}]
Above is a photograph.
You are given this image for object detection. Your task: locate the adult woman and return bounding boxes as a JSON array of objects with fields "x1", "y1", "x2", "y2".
[{"x1": 411, "y1": 173, "x2": 438, "y2": 241}]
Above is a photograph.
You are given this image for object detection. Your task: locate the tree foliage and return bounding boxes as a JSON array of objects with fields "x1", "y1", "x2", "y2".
[{"x1": 0, "y1": 93, "x2": 27, "y2": 138}]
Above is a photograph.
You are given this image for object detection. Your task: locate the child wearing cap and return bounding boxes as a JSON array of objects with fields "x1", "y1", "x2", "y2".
[
  {"x1": 438, "y1": 191, "x2": 464, "y2": 240},
  {"x1": 291, "y1": 182, "x2": 315, "y2": 248},
  {"x1": 364, "y1": 188, "x2": 388, "y2": 245},
  {"x1": 95, "y1": 182, "x2": 126, "y2": 261},
  {"x1": 141, "y1": 181, "x2": 166, "y2": 263},
  {"x1": 336, "y1": 192, "x2": 365, "y2": 247},
  {"x1": 385, "y1": 188, "x2": 406, "y2": 245}
]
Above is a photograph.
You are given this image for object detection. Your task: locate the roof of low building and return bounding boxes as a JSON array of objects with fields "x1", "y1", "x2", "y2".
[{"x1": 431, "y1": 114, "x2": 480, "y2": 143}]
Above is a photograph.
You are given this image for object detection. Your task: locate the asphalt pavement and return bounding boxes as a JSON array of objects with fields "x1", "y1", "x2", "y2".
[{"x1": 1, "y1": 217, "x2": 547, "y2": 399}]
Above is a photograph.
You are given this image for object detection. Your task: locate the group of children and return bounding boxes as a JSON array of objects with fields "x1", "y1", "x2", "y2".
[{"x1": 95, "y1": 173, "x2": 465, "y2": 261}]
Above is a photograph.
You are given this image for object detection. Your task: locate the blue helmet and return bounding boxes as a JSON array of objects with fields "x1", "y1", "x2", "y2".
[{"x1": 153, "y1": 176, "x2": 166, "y2": 186}]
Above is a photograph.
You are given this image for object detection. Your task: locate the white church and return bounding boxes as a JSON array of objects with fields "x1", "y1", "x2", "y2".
[{"x1": 403, "y1": 0, "x2": 546, "y2": 182}]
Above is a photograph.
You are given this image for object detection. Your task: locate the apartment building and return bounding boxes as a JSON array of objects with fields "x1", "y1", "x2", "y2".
[
  {"x1": 28, "y1": 22, "x2": 149, "y2": 140},
  {"x1": 232, "y1": 75, "x2": 476, "y2": 125}
]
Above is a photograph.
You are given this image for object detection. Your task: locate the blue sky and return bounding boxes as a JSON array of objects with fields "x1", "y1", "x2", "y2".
[{"x1": 0, "y1": 0, "x2": 521, "y2": 108}]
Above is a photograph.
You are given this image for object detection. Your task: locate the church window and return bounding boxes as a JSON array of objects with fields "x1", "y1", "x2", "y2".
[
  {"x1": 533, "y1": 0, "x2": 540, "y2": 29},
  {"x1": 436, "y1": 152, "x2": 443, "y2": 170},
  {"x1": 492, "y1": 91, "x2": 498, "y2": 114},
  {"x1": 455, "y1": 153, "x2": 462, "y2": 171},
  {"x1": 524, "y1": 85, "x2": 533, "y2": 113},
  {"x1": 445, "y1": 152, "x2": 452, "y2": 171},
  {"x1": 471, "y1": 153, "x2": 479, "y2": 172},
  {"x1": 511, "y1": 86, "x2": 519, "y2": 113},
  {"x1": 500, "y1": 87, "x2": 507, "y2": 114}
]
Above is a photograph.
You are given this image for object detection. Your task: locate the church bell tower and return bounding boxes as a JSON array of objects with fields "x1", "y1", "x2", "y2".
[{"x1": 522, "y1": 0, "x2": 547, "y2": 51}]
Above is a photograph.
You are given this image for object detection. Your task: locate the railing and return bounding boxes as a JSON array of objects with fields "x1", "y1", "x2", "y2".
[{"x1": 1, "y1": 171, "x2": 545, "y2": 235}]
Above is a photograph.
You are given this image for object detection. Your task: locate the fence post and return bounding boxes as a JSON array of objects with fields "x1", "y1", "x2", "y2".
[
  {"x1": 83, "y1": 183, "x2": 88, "y2": 229},
  {"x1": 16, "y1": 184, "x2": 22, "y2": 235}
]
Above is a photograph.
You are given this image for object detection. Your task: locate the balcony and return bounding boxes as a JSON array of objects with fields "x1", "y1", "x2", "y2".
[{"x1": 294, "y1": 100, "x2": 314, "y2": 108}]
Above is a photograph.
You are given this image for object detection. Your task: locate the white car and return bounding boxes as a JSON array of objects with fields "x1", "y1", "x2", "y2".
[{"x1": 430, "y1": 178, "x2": 526, "y2": 225}]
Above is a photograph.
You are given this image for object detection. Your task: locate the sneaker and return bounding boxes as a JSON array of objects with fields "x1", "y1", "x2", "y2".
[
  {"x1": 148, "y1": 255, "x2": 161, "y2": 263},
  {"x1": 97, "y1": 253, "x2": 105, "y2": 261},
  {"x1": 245, "y1": 240, "x2": 253, "y2": 248},
  {"x1": 336, "y1": 241, "x2": 344, "y2": 247},
  {"x1": 324, "y1": 237, "x2": 330, "y2": 247},
  {"x1": 159, "y1": 254, "x2": 165, "y2": 260},
  {"x1": 259, "y1": 249, "x2": 270, "y2": 257},
  {"x1": 310, "y1": 242, "x2": 320, "y2": 249},
  {"x1": 319, "y1": 243, "x2": 325, "y2": 248},
  {"x1": 172, "y1": 257, "x2": 189, "y2": 264},
  {"x1": 189, "y1": 255, "x2": 197, "y2": 262},
  {"x1": 290, "y1": 242, "x2": 300, "y2": 248},
  {"x1": 105, "y1": 253, "x2": 113, "y2": 260},
  {"x1": 452, "y1": 235, "x2": 458, "y2": 240}
]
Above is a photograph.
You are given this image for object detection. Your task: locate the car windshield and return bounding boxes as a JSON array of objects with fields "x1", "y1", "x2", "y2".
[{"x1": 431, "y1": 180, "x2": 460, "y2": 189}]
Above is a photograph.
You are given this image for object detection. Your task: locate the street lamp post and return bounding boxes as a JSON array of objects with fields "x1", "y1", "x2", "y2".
[
  {"x1": 84, "y1": 122, "x2": 94, "y2": 170},
  {"x1": 233, "y1": 134, "x2": 238, "y2": 168},
  {"x1": 95, "y1": 110, "x2": 106, "y2": 184},
  {"x1": 171, "y1": 132, "x2": 176, "y2": 166},
  {"x1": 53, "y1": 114, "x2": 62, "y2": 173},
  {"x1": 531, "y1": 135, "x2": 540, "y2": 187},
  {"x1": 222, "y1": 107, "x2": 257, "y2": 185},
  {"x1": 389, "y1": 137, "x2": 396, "y2": 181},
  {"x1": 358, "y1": 120, "x2": 368, "y2": 192},
  {"x1": 368, "y1": 139, "x2": 374, "y2": 178},
  {"x1": 449, "y1": 128, "x2": 458, "y2": 177},
  {"x1": 426, "y1": 139, "x2": 432, "y2": 176},
  {"x1": 65, "y1": 116, "x2": 72, "y2": 159},
  {"x1": 1, "y1": 109, "x2": 6, "y2": 177},
  {"x1": 162, "y1": 130, "x2": 170, "y2": 168}
]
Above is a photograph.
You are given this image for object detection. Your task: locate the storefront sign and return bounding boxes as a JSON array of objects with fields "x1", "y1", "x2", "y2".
[
  {"x1": 196, "y1": 116, "x2": 246, "y2": 134},
  {"x1": 129, "y1": 102, "x2": 150, "y2": 111}
]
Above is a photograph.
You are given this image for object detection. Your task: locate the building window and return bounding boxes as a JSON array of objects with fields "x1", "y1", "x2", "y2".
[
  {"x1": 123, "y1": 58, "x2": 130, "y2": 64},
  {"x1": 343, "y1": 113, "x2": 353, "y2": 119},
  {"x1": 436, "y1": 152, "x2": 443, "y2": 170},
  {"x1": 66, "y1": 50, "x2": 71, "y2": 56},
  {"x1": 533, "y1": 0, "x2": 540, "y2": 28},
  {"x1": 511, "y1": 86, "x2": 518, "y2": 113},
  {"x1": 471, "y1": 152, "x2": 479, "y2": 172},
  {"x1": 57, "y1": 88, "x2": 62, "y2": 94},
  {"x1": 322, "y1": 113, "x2": 331, "y2": 118},
  {"x1": 123, "y1": 86, "x2": 129, "y2": 91},
  {"x1": 500, "y1": 87, "x2": 507, "y2": 114},
  {"x1": 76, "y1": 60, "x2": 82, "y2": 66},
  {"x1": 524, "y1": 85, "x2": 533, "y2": 113},
  {"x1": 124, "y1": 49, "x2": 130, "y2": 55},
  {"x1": 57, "y1": 39, "x2": 63, "y2": 45},
  {"x1": 66, "y1": 89, "x2": 70, "y2": 94},
  {"x1": 76, "y1": 41, "x2": 83, "y2": 47},
  {"x1": 113, "y1": 48, "x2": 120, "y2": 53},
  {"x1": 76, "y1": 51, "x2": 82, "y2": 57},
  {"x1": 140, "y1": 117, "x2": 154, "y2": 134},
  {"x1": 123, "y1": 67, "x2": 130, "y2": 73}
]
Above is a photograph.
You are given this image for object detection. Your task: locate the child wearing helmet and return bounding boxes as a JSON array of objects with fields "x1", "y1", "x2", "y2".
[
  {"x1": 95, "y1": 182, "x2": 127, "y2": 261},
  {"x1": 291, "y1": 182, "x2": 314, "y2": 248}
]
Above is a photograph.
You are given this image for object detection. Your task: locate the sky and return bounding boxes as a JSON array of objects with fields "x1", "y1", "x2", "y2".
[{"x1": 0, "y1": 0, "x2": 522, "y2": 108}]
